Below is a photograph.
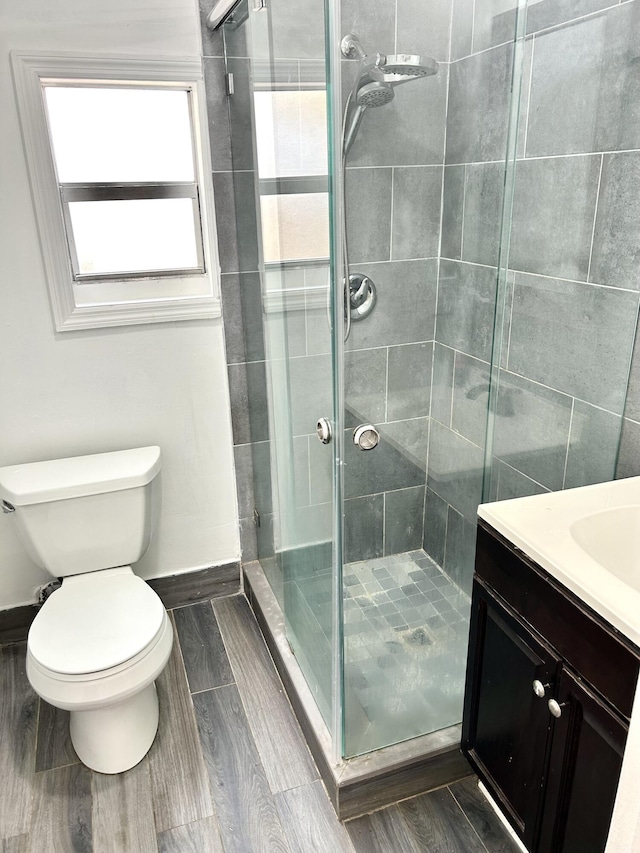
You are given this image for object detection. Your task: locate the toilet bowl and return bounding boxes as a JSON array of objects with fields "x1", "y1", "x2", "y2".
[{"x1": 0, "y1": 446, "x2": 173, "y2": 774}]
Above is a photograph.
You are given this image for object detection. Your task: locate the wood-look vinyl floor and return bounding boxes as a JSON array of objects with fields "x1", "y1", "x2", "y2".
[{"x1": 0, "y1": 594, "x2": 520, "y2": 853}]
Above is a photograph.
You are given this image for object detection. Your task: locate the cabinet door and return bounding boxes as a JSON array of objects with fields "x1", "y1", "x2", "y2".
[
  {"x1": 463, "y1": 579, "x2": 560, "y2": 850},
  {"x1": 537, "y1": 666, "x2": 628, "y2": 853}
]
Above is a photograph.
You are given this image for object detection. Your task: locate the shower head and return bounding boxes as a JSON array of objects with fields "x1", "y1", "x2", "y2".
[
  {"x1": 340, "y1": 34, "x2": 439, "y2": 156},
  {"x1": 379, "y1": 54, "x2": 439, "y2": 83},
  {"x1": 343, "y1": 82, "x2": 394, "y2": 155},
  {"x1": 355, "y1": 80, "x2": 394, "y2": 108}
]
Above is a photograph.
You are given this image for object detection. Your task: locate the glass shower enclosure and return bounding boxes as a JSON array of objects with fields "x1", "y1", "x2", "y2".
[{"x1": 221, "y1": 0, "x2": 640, "y2": 764}]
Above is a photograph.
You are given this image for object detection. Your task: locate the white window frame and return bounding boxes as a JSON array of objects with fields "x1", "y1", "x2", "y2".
[{"x1": 11, "y1": 51, "x2": 221, "y2": 331}]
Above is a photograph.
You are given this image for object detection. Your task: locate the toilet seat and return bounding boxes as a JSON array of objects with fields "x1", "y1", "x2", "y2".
[
  {"x1": 26, "y1": 609, "x2": 173, "y2": 712},
  {"x1": 28, "y1": 566, "x2": 165, "y2": 675}
]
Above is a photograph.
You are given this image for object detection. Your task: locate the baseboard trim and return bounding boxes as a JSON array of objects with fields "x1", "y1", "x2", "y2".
[
  {"x1": 148, "y1": 561, "x2": 241, "y2": 610},
  {"x1": 0, "y1": 561, "x2": 242, "y2": 646},
  {"x1": 0, "y1": 604, "x2": 38, "y2": 647}
]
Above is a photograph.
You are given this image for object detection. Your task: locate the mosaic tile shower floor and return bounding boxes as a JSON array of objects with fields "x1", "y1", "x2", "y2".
[{"x1": 342, "y1": 550, "x2": 471, "y2": 756}]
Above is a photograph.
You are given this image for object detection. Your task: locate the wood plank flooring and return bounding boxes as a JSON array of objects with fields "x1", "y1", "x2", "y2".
[{"x1": 0, "y1": 593, "x2": 519, "y2": 852}]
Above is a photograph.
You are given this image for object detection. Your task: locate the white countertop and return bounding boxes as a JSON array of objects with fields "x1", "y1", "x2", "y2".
[{"x1": 478, "y1": 476, "x2": 640, "y2": 648}]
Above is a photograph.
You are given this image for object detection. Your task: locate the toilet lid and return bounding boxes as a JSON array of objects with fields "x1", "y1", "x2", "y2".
[{"x1": 28, "y1": 571, "x2": 166, "y2": 675}]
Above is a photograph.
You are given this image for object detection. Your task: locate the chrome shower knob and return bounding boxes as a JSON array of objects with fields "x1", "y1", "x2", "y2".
[
  {"x1": 353, "y1": 424, "x2": 379, "y2": 450},
  {"x1": 316, "y1": 417, "x2": 332, "y2": 445}
]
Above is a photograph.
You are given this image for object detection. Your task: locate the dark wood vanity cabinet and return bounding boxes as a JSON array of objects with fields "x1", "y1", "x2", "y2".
[{"x1": 462, "y1": 522, "x2": 639, "y2": 853}]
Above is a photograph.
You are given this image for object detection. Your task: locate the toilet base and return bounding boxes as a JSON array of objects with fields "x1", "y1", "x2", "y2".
[{"x1": 70, "y1": 682, "x2": 159, "y2": 774}]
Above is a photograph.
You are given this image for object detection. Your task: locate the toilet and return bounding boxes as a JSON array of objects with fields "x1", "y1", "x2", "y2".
[{"x1": 0, "y1": 446, "x2": 173, "y2": 774}]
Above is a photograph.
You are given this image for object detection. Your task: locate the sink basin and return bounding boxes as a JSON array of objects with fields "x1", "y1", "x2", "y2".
[
  {"x1": 570, "y1": 506, "x2": 640, "y2": 591},
  {"x1": 477, "y1": 476, "x2": 640, "y2": 647}
]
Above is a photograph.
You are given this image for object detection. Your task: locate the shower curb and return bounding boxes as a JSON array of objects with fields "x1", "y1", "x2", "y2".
[{"x1": 243, "y1": 561, "x2": 472, "y2": 820}]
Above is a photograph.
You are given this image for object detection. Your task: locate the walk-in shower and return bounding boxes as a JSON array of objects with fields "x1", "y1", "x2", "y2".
[{"x1": 213, "y1": 0, "x2": 640, "y2": 816}]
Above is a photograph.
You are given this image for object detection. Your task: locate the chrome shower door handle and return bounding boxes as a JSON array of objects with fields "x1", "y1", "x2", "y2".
[
  {"x1": 353, "y1": 424, "x2": 379, "y2": 450},
  {"x1": 316, "y1": 418, "x2": 333, "y2": 444}
]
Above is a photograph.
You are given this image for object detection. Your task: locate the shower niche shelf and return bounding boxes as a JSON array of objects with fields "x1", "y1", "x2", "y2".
[{"x1": 462, "y1": 522, "x2": 639, "y2": 853}]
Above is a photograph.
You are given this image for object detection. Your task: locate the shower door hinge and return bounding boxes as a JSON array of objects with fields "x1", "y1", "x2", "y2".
[
  {"x1": 253, "y1": 0, "x2": 267, "y2": 10},
  {"x1": 253, "y1": 508, "x2": 261, "y2": 528},
  {"x1": 225, "y1": 72, "x2": 235, "y2": 96}
]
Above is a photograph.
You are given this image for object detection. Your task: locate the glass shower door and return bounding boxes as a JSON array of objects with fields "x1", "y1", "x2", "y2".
[{"x1": 231, "y1": 0, "x2": 342, "y2": 732}]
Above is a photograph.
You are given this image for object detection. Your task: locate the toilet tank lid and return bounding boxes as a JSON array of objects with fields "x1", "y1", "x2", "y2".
[{"x1": 0, "y1": 446, "x2": 161, "y2": 505}]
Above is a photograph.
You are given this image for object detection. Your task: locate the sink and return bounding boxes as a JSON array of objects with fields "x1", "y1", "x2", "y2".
[
  {"x1": 570, "y1": 506, "x2": 640, "y2": 591},
  {"x1": 477, "y1": 476, "x2": 640, "y2": 647}
]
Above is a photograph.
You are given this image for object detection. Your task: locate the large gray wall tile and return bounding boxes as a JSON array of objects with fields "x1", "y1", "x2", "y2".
[
  {"x1": 446, "y1": 44, "x2": 513, "y2": 164},
  {"x1": 344, "y1": 420, "x2": 427, "y2": 499},
  {"x1": 431, "y1": 343, "x2": 455, "y2": 426},
  {"x1": 451, "y1": 352, "x2": 491, "y2": 447},
  {"x1": 385, "y1": 486, "x2": 426, "y2": 555},
  {"x1": 226, "y1": 57, "x2": 256, "y2": 172},
  {"x1": 509, "y1": 154, "x2": 600, "y2": 280},
  {"x1": 268, "y1": 0, "x2": 326, "y2": 60},
  {"x1": 391, "y1": 167, "x2": 443, "y2": 260},
  {"x1": 525, "y1": 0, "x2": 616, "y2": 35},
  {"x1": 443, "y1": 506, "x2": 477, "y2": 594},
  {"x1": 423, "y1": 487, "x2": 449, "y2": 566},
  {"x1": 346, "y1": 347, "x2": 388, "y2": 424},
  {"x1": 220, "y1": 274, "x2": 246, "y2": 365},
  {"x1": 591, "y1": 152, "x2": 640, "y2": 291},
  {"x1": 344, "y1": 494, "x2": 384, "y2": 562},
  {"x1": 624, "y1": 333, "x2": 640, "y2": 424},
  {"x1": 341, "y1": 0, "x2": 396, "y2": 55},
  {"x1": 387, "y1": 342, "x2": 433, "y2": 421},
  {"x1": 492, "y1": 370, "x2": 572, "y2": 490},
  {"x1": 616, "y1": 417, "x2": 640, "y2": 479},
  {"x1": 441, "y1": 166, "x2": 464, "y2": 260},
  {"x1": 565, "y1": 401, "x2": 622, "y2": 488},
  {"x1": 450, "y1": 0, "x2": 474, "y2": 60},
  {"x1": 346, "y1": 168, "x2": 393, "y2": 263},
  {"x1": 204, "y1": 58, "x2": 232, "y2": 172},
  {"x1": 347, "y1": 260, "x2": 437, "y2": 350},
  {"x1": 427, "y1": 420, "x2": 485, "y2": 520},
  {"x1": 492, "y1": 458, "x2": 549, "y2": 501},
  {"x1": 473, "y1": 0, "x2": 517, "y2": 54},
  {"x1": 436, "y1": 261, "x2": 497, "y2": 361},
  {"x1": 507, "y1": 273, "x2": 638, "y2": 412},
  {"x1": 462, "y1": 162, "x2": 505, "y2": 267},
  {"x1": 526, "y1": 4, "x2": 640, "y2": 156},
  {"x1": 289, "y1": 354, "x2": 333, "y2": 436},
  {"x1": 397, "y1": 0, "x2": 453, "y2": 61}
]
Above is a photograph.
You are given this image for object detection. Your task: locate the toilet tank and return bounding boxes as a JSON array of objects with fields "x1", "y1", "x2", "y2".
[{"x1": 0, "y1": 447, "x2": 161, "y2": 578}]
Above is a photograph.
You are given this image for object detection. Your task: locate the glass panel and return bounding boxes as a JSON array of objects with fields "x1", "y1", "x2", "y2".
[
  {"x1": 68, "y1": 198, "x2": 199, "y2": 275},
  {"x1": 483, "y1": 0, "x2": 640, "y2": 503},
  {"x1": 224, "y1": 2, "x2": 339, "y2": 734},
  {"x1": 44, "y1": 86, "x2": 195, "y2": 182},
  {"x1": 340, "y1": 0, "x2": 528, "y2": 757},
  {"x1": 260, "y1": 193, "x2": 330, "y2": 262},
  {"x1": 254, "y1": 90, "x2": 328, "y2": 178}
]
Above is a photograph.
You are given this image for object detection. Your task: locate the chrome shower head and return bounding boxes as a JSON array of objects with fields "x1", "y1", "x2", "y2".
[
  {"x1": 380, "y1": 54, "x2": 439, "y2": 83},
  {"x1": 343, "y1": 82, "x2": 394, "y2": 155},
  {"x1": 356, "y1": 81, "x2": 394, "y2": 108}
]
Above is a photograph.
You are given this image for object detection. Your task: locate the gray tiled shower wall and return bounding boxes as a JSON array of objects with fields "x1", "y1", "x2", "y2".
[
  {"x1": 205, "y1": 0, "x2": 640, "y2": 569},
  {"x1": 426, "y1": 0, "x2": 640, "y2": 588}
]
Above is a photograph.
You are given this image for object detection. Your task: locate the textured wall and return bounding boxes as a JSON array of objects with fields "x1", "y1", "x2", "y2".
[{"x1": 0, "y1": 0, "x2": 239, "y2": 607}]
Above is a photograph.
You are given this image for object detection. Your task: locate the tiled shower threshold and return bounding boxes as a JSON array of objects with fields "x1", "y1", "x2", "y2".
[{"x1": 243, "y1": 561, "x2": 471, "y2": 820}]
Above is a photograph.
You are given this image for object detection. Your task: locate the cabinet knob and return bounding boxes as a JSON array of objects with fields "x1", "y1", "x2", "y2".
[
  {"x1": 533, "y1": 680, "x2": 548, "y2": 698},
  {"x1": 548, "y1": 699, "x2": 565, "y2": 718}
]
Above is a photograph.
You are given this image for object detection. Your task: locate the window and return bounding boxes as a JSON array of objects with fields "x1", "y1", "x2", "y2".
[
  {"x1": 253, "y1": 71, "x2": 330, "y2": 265},
  {"x1": 11, "y1": 53, "x2": 220, "y2": 330}
]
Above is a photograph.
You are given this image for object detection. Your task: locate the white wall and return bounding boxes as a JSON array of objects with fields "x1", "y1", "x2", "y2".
[{"x1": 0, "y1": 0, "x2": 240, "y2": 608}]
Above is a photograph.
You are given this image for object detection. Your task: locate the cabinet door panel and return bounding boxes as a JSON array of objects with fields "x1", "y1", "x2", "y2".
[
  {"x1": 537, "y1": 667, "x2": 628, "y2": 853},
  {"x1": 463, "y1": 580, "x2": 559, "y2": 849}
]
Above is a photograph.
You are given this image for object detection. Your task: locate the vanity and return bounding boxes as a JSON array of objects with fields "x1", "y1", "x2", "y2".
[{"x1": 462, "y1": 478, "x2": 640, "y2": 853}]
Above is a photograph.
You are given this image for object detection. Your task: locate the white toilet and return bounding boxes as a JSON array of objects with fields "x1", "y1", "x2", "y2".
[{"x1": 0, "y1": 446, "x2": 173, "y2": 774}]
